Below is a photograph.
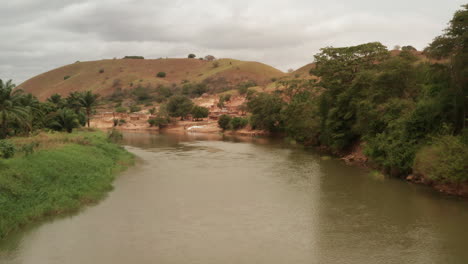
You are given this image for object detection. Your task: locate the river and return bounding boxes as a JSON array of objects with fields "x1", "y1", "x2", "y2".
[{"x1": 1, "y1": 131, "x2": 467, "y2": 264}]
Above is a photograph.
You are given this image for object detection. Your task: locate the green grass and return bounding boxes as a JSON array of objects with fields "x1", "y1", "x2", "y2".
[{"x1": 0, "y1": 131, "x2": 133, "y2": 239}]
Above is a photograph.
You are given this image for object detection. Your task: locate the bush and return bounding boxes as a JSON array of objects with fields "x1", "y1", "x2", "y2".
[
  {"x1": 148, "y1": 116, "x2": 170, "y2": 128},
  {"x1": 107, "y1": 129, "x2": 123, "y2": 142},
  {"x1": 129, "y1": 105, "x2": 141, "y2": 113},
  {"x1": 0, "y1": 140, "x2": 15, "y2": 159},
  {"x1": 218, "y1": 115, "x2": 231, "y2": 130},
  {"x1": 230, "y1": 117, "x2": 248, "y2": 130},
  {"x1": 191, "y1": 106, "x2": 209, "y2": 121},
  {"x1": 188, "y1": 54, "x2": 196, "y2": 59},
  {"x1": 64, "y1": 75, "x2": 70, "y2": 80},
  {"x1": 20, "y1": 142, "x2": 40, "y2": 156},
  {"x1": 157, "y1": 72, "x2": 166, "y2": 78},
  {"x1": 237, "y1": 80, "x2": 256, "y2": 95},
  {"x1": 413, "y1": 135, "x2": 468, "y2": 183},
  {"x1": 115, "y1": 106, "x2": 127, "y2": 113},
  {"x1": 99, "y1": 68, "x2": 104, "y2": 73}
]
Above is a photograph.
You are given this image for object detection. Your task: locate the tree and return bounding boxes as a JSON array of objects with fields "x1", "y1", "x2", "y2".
[
  {"x1": 191, "y1": 105, "x2": 209, "y2": 121},
  {"x1": 0, "y1": 80, "x2": 29, "y2": 138},
  {"x1": 247, "y1": 92, "x2": 285, "y2": 132},
  {"x1": 218, "y1": 115, "x2": 231, "y2": 130},
  {"x1": 166, "y1": 95, "x2": 194, "y2": 120},
  {"x1": 188, "y1": 54, "x2": 196, "y2": 59},
  {"x1": 49, "y1": 108, "x2": 80, "y2": 133},
  {"x1": 424, "y1": 4, "x2": 467, "y2": 131},
  {"x1": 205, "y1": 55, "x2": 216, "y2": 61},
  {"x1": 230, "y1": 117, "x2": 248, "y2": 130},
  {"x1": 78, "y1": 91, "x2": 99, "y2": 127},
  {"x1": 401, "y1": 45, "x2": 417, "y2": 51}
]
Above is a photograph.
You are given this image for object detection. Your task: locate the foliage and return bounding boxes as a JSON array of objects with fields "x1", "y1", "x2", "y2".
[
  {"x1": 129, "y1": 105, "x2": 141, "y2": 113},
  {"x1": 230, "y1": 117, "x2": 248, "y2": 130},
  {"x1": 115, "y1": 106, "x2": 127, "y2": 113},
  {"x1": 148, "y1": 116, "x2": 170, "y2": 128},
  {"x1": 107, "y1": 129, "x2": 123, "y2": 142},
  {"x1": 0, "y1": 80, "x2": 30, "y2": 138},
  {"x1": 205, "y1": 55, "x2": 216, "y2": 61},
  {"x1": 156, "y1": 72, "x2": 166, "y2": 78},
  {"x1": 0, "y1": 139, "x2": 15, "y2": 158},
  {"x1": 414, "y1": 135, "x2": 468, "y2": 183},
  {"x1": 218, "y1": 114, "x2": 231, "y2": 130},
  {"x1": 188, "y1": 54, "x2": 196, "y2": 59},
  {"x1": 78, "y1": 91, "x2": 99, "y2": 127},
  {"x1": 166, "y1": 95, "x2": 194, "y2": 119},
  {"x1": 247, "y1": 92, "x2": 285, "y2": 132},
  {"x1": 191, "y1": 105, "x2": 209, "y2": 120},
  {"x1": 237, "y1": 80, "x2": 256, "y2": 95},
  {"x1": 63, "y1": 75, "x2": 70, "y2": 80},
  {"x1": 0, "y1": 131, "x2": 133, "y2": 238},
  {"x1": 48, "y1": 108, "x2": 80, "y2": 133}
]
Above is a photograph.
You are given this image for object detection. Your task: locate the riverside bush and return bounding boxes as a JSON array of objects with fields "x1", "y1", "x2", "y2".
[{"x1": 413, "y1": 135, "x2": 468, "y2": 183}]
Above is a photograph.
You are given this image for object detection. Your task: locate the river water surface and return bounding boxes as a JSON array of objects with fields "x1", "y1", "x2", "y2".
[{"x1": 1, "y1": 132, "x2": 468, "y2": 264}]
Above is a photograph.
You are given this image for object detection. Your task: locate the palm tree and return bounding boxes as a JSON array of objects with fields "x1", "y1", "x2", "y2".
[
  {"x1": 0, "y1": 79, "x2": 29, "y2": 138},
  {"x1": 78, "y1": 91, "x2": 99, "y2": 127},
  {"x1": 48, "y1": 108, "x2": 80, "y2": 133}
]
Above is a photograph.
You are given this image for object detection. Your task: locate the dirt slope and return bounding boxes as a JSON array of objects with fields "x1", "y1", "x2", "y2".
[{"x1": 18, "y1": 58, "x2": 285, "y2": 100}]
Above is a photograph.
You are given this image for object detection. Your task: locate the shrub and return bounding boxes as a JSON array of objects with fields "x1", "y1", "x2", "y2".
[
  {"x1": 188, "y1": 54, "x2": 196, "y2": 59},
  {"x1": 115, "y1": 106, "x2": 127, "y2": 113},
  {"x1": 213, "y1": 61, "x2": 219, "y2": 68},
  {"x1": 230, "y1": 117, "x2": 248, "y2": 130},
  {"x1": 237, "y1": 80, "x2": 256, "y2": 95},
  {"x1": 157, "y1": 72, "x2": 166, "y2": 78},
  {"x1": 129, "y1": 105, "x2": 141, "y2": 113},
  {"x1": 148, "y1": 116, "x2": 170, "y2": 128},
  {"x1": 191, "y1": 105, "x2": 209, "y2": 121},
  {"x1": 0, "y1": 140, "x2": 15, "y2": 159},
  {"x1": 413, "y1": 135, "x2": 468, "y2": 183},
  {"x1": 218, "y1": 115, "x2": 231, "y2": 130},
  {"x1": 64, "y1": 75, "x2": 70, "y2": 80},
  {"x1": 107, "y1": 129, "x2": 123, "y2": 142},
  {"x1": 119, "y1": 119, "x2": 126, "y2": 124},
  {"x1": 99, "y1": 68, "x2": 104, "y2": 73},
  {"x1": 20, "y1": 142, "x2": 40, "y2": 156}
]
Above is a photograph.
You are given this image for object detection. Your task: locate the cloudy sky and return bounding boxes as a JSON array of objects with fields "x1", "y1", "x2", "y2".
[{"x1": 1, "y1": 0, "x2": 464, "y2": 84}]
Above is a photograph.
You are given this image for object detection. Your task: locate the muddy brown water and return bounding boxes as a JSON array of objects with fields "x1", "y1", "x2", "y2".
[{"x1": 1, "y1": 131, "x2": 468, "y2": 264}]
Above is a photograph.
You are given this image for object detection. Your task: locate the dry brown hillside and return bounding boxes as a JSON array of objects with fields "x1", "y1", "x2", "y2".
[{"x1": 19, "y1": 58, "x2": 285, "y2": 100}]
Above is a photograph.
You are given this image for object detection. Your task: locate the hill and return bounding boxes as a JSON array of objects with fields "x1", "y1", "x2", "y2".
[{"x1": 18, "y1": 58, "x2": 285, "y2": 100}]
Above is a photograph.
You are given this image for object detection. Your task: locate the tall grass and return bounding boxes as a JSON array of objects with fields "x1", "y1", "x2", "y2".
[{"x1": 0, "y1": 131, "x2": 133, "y2": 239}]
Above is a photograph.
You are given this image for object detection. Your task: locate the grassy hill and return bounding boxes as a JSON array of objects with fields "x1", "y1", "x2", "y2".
[{"x1": 18, "y1": 58, "x2": 285, "y2": 100}]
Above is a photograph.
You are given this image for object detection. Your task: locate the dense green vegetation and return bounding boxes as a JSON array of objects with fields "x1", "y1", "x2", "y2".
[
  {"x1": 0, "y1": 131, "x2": 133, "y2": 239},
  {"x1": 244, "y1": 6, "x2": 467, "y2": 182},
  {"x1": 0, "y1": 79, "x2": 101, "y2": 139}
]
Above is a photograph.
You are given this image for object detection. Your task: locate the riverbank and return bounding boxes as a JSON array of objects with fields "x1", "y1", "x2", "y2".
[{"x1": 0, "y1": 131, "x2": 134, "y2": 239}]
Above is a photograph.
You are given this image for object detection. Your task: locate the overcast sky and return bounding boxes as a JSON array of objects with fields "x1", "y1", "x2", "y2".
[{"x1": 1, "y1": 0, "x2": 464, "y2": 84}]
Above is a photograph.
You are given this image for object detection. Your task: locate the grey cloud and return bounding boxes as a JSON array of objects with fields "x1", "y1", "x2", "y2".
[{"x1": 0, "y1": 0, "x2": 464, "y2": 84}]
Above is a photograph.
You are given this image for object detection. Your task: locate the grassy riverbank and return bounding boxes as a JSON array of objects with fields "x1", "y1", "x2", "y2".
[{"x1": 0, "y1": 131, "x2": 133, "y2": 239}]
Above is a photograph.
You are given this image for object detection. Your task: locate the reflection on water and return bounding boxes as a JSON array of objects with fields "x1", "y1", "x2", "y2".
[{"x1": 1, "y1": 131, "x2": 467, "y2": 264}]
